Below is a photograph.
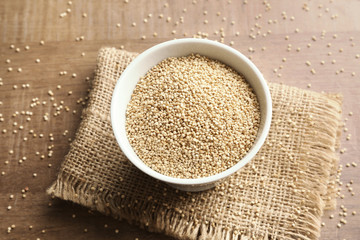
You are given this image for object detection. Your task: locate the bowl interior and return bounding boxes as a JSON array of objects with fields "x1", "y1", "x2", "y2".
[{"x1": 111, "y1": 38, "x2": 272, "y2": 186}]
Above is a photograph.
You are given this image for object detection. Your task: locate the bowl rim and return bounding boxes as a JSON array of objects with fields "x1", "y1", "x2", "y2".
[{"x1": 111, "y1": 38, "x2": 272, "y2": 186}]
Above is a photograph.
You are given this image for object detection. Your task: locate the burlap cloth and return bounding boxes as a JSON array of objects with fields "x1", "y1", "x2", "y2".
[{"x1": 48, "y1": 48, "x2": 342, "y2": 240}]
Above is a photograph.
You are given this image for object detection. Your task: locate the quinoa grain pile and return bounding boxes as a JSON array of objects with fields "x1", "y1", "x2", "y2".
[{"x1": 126, "y1": 54, "x2": 260, "y2": 178}]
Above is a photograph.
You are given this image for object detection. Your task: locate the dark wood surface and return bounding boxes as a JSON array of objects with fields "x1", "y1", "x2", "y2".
[{"x1": 0, "y1": 0, "x2": 359, "y2": 239}]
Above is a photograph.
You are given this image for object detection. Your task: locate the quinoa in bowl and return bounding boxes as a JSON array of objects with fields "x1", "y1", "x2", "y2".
[
  {"x1": 126, "y1": 54, "x2": 260, "y2": 179},
  {"x1": 111, "y1": 38, "x2": 271, "y2": 191}
]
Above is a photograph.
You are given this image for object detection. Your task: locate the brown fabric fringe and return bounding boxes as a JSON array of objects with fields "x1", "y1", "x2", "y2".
[{"x1": 48, "y1": 48, "x2": 343, "y2": 240}]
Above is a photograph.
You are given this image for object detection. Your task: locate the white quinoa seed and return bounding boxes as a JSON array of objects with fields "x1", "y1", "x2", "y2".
[{"x1": 126, "y1": 54, "x2": 260, "y2": 178}]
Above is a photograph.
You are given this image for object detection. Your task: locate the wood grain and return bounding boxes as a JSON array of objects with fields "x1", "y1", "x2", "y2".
[{"x1": 0, "y1": 0, "x2": 359, "y2": 239}]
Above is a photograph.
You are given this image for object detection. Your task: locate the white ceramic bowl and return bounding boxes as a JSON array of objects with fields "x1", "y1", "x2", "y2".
[{"x1": 111, "y1": 38, "x2": 272, "y2": 192}]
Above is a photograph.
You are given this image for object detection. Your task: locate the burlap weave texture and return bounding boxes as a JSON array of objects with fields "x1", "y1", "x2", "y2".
[{"x1": 48, "y1": 47, "x2": 342, "y2": 240}]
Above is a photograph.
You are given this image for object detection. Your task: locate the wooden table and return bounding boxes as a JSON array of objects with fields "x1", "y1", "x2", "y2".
[{"x1": 1, "y1": 0, "x2": 359, "y2": 239}]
